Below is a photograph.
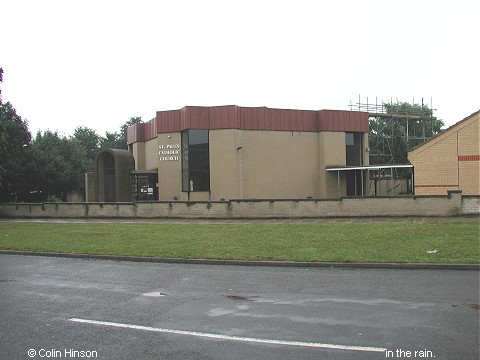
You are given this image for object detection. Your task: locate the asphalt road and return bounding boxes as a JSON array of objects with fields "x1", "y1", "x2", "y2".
[{"x1": 0, "y1": 255, "x2": 478, "y2": 360}]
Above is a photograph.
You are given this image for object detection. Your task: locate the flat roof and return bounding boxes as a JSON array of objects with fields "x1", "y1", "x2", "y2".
[
  {"x1": 326, "y1": 164, "x2": 413, "y2": 171},
  {"x1": 127, "y1": 106, "x2": 369, "y2": 144}
]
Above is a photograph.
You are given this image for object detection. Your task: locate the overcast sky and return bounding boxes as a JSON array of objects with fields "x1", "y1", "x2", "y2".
[{"x1": 1, "y1": 0, "x2": 479, "y2": 136}]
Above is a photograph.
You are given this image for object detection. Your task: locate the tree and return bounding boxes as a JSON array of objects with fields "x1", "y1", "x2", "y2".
[
  {"x1": 0, "y1": 92, "x2": 144, "y2": 201},
  {"x1": 28, "y1": 131, "x2": 89, "y2": 201},
  {"x1": 118, "y1": 116, "x2": 142, "y2": 148},
  {"x1": 0, "y1": 101, "x2": 31, "y2": 201},
  {"x1": 100, "y1": 131, "x2": 122, "y2": 149},
  {"x1": 369, "y1": 102, "x2": 444, "y2": 164},
  {"x1": 0, "y1": 67, "x2": 4, "y2": 104},
  {"x1": 99, "y1": 116, "x2": 143, "y2": 150},
  {"x1": 0, "y1": 67, "x2": 4, "y2": 190},
  {"x1": 72, "y1": 126, "x2": 101, "y2": 168}
]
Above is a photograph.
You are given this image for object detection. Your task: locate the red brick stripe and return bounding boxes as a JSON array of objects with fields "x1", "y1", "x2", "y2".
[
  {"x1": 458, "y1": 155, "x2": 480, "y2": 161},
  {"x1": 415, "y1": 184, "x2": 458, "y2": 188}
]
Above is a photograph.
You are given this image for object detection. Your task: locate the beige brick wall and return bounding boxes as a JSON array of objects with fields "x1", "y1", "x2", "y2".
[
  {"x1": 459, "y1": 161, "x2": 480, "y2": 195},
  {"x1": 144, "y1": 137, "x2": 160, "y2": 170},
  {"x1": 2, "y1": 192, "x2": 475, "y2": 218},
  {"x1": 132, "y1": 137, "x2": 159, "y2": 182},
  {"x1": 458, "y1": 118, "x2": 480, "y2": 195},
  {"x1": 178, "y1": 129, "x2": 348, "y2": 201},
  {"x1": 133, "y1": 129, "x2": 367, "y2": 201},
  {"x1": 209, "y1": 129, "x2": 240, "y2": 200},
  {"x1": 318, "y1": 132, "x2": 348, "y2": 198},
  {"x1": 458, "y1": 119, "x2": 479, "y2": 156},
  {"x1": 132, "y1": 142, "x2": 145, "y2": 170},
  {"x1": 410, "y1": 132, "x2": 459, "y2": 195},
  {"x1": 409, "y1": 111, "x2": 479, "y2": 195},
  {"x1": 241, "y1": 130, "x2": 321, "y2": 199},
  {"x1": 157, "y1": 133, "x2": 182, "y2": 200}
]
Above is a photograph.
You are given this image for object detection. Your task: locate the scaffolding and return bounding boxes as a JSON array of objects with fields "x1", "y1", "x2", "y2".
[
  {"x1": 349, "y1": 95, "x2": 438, "y2": 165},
  {"x1": 326, "y1": 164, "x2": 414, "y2": 197},
  {"x1": 347, "y1": 95, "x2": 438, "y2": 195}
]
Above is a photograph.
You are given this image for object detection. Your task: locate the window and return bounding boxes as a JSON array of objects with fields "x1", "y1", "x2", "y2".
[
  {"x1": 345, "y1": 132, "x2": 364, "y2": 196},
  {"x1": 345, "y1": 133, "x2": 355, "y2": 146},
  {"x1": 346, "y1": 132, "x2": 363, "y2": 166},
  {"x1": 182, "y1": 130, "x2": 210, "y2": 192}
]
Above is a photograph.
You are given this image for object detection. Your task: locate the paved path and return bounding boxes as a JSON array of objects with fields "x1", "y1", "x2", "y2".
[{"x1": 0, "y1": 255, "x2": 478, "y2": 360}]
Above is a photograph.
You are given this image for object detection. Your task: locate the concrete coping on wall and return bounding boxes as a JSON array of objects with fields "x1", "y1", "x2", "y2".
[
  {"x1": 0, "y1": 190, "x2": 465, "y2": 207},
  {"x1": 0, "y1": 190, "x2": 475, "y2": 219}
]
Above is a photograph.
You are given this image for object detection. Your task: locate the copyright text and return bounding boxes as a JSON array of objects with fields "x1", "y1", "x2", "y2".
[{"x1": 28, "y1": 348, "x2": 98, "y2": 358}]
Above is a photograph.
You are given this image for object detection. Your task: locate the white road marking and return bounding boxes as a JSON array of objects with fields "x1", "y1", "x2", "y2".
[
  {"x1": 68, "y1": 318, "x2": 387, "y2": 353},
  {"x1": 142, "y1": 292, "x2": 166, "y2": 297}
]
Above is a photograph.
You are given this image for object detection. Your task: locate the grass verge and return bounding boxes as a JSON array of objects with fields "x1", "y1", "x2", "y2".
[{"x1": 0, "y1": 222, "x2": 478, "y2": 263}]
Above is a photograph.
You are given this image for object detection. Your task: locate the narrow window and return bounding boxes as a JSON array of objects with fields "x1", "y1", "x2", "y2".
[
  {"x1": 346, "y1": 132, "x2": 363, "y2": 166},
  {"x1": 182, "y1": 130, "x2": 210, "y2": 192},
  {"x1": 345, "y1": 132, "x2": 364, "y2": 196}
]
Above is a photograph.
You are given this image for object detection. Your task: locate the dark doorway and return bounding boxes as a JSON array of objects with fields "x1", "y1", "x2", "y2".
[
  {"x1": 94, "y1": 149, "x2": 135, "y2": 202},
  {"x1": 131, "y1": 171, "x2": 158, "y2": 201},
  {"x1": 346, "y1": 170, "x2": 363, "y2": 196},
  {"x1": 103, "y1": 153, "x2": 116, "y2": 202}
]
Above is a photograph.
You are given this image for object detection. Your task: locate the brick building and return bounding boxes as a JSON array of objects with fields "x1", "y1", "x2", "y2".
[
  {"x1": 91, "y1": 105, "x2": 370, "y2": 202},
  {"x1": 408, "y1": 110, "x2": 480, "y2": 195}
]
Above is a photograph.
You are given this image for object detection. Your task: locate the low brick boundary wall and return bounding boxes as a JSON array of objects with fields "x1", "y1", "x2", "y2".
[
  {"x1": 1, "y1": 191, "x2": 477, "y2": 219},
  {"x1": 461, "y1": 196, "x2": 480, "y2": 215}
]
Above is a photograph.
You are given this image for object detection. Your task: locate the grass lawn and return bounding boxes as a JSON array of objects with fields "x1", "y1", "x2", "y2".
[{"x1": 0, "y1": 222, "x2": 478, "y2": 263}]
